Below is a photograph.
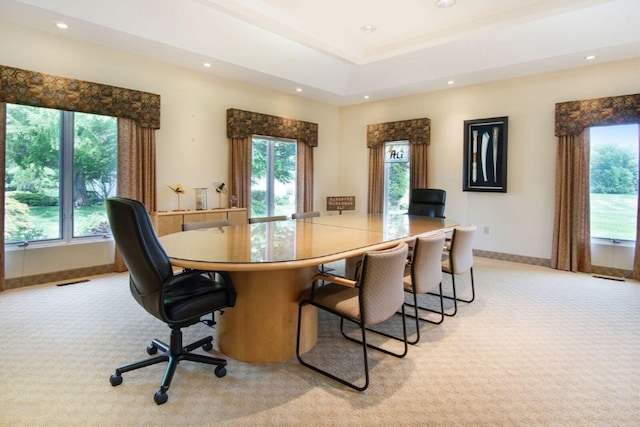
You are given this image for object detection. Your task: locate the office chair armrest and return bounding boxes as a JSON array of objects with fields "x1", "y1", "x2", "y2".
[{"x1": 312, "y1": 273, "x2": 357, "y2": 288}]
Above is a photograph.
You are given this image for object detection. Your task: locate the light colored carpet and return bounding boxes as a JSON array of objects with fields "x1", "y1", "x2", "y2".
[{"x1": 0, "y1": 258, "x2": 638, "y2": 426}]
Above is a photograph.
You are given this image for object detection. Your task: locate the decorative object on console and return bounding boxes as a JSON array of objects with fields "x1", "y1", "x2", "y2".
[
  {"x1": 167, "y1": 184, "x2": 185, "y2": 210},
  {"x1": 214, "y1": 182, "x2": 227, "y2": 208},
  {"x1": 194, "y1": 187, "x2": 208, "y2": 210}
]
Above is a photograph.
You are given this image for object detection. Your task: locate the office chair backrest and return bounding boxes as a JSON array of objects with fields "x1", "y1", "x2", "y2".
[
  {"x1": 292, "y1": 211, "x2": 320, "y2": 219},
  {"x1": 449, "y1": 225, "x2": 476, "y2": 275},
  {"x1": 182, "y1": 219, "x2": 231, "y2": 231},
  {"x1": 106, "y1": 197, "x2": 173, "y2": 320},
  {"x1": 359, "y1": 242, "x2": 409, "y2": 325},
  {"x1": 407, "y1": 188, "x2": 446, "y2": 217},
  {"x1": 411, "y1": 233, "x2": 446, "y2": 294}
]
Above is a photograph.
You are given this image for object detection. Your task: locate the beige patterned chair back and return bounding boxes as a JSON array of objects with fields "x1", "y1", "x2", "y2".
[
  {"x1": 411, "y1": 232, "x2": 446, "y2": 294},
  {"x1": 359, "y1": 242, "x2": 409, "y2": 325},
  {"x1": 449, "y1": 225, "x2": 476, "y2": 275}
]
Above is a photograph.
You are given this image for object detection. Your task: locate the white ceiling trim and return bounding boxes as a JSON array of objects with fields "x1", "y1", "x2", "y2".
[{"x1": 1, "y1": 0, "x2": 639, "y2": 106}]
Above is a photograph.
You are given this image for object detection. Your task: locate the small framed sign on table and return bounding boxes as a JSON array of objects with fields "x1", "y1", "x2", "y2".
[
  {"x1": 326, "y1": 196, "x2": 355, "y2": 214},
  {"x1": 463, "y1": 116, "x2": 508, "y2": 192}
]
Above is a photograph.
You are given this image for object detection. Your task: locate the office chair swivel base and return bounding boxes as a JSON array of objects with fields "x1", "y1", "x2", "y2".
[{"x1": 109, "y1": 326, "x2": 227, "y2": 405}]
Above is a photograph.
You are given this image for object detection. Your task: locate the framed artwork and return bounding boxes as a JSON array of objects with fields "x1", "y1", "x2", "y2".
[{"x1": 463, "y1": 116, "x2": 508, "y2": 192}]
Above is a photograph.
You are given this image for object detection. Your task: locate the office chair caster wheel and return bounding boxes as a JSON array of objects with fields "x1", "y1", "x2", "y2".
[
  {"x1": 110, "y1": 374, "x2": 123, "y2": 386},
  {"x1": 154, "y1": 391, "x2": 168, "y2": 405},
  {"x1": 146, "y1": 344, "x2": 158, "y2": 355},
  {"x1": 215, "y1": 366, "x2": 226, "y2": 378},
  {"x1": 202, "y1": 342, "x2": 213, "y2": 351}
]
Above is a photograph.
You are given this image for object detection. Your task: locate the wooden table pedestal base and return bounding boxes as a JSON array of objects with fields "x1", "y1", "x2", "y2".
[{"x1": 216, "y1": 266, "x2": 318, "y2": 363}]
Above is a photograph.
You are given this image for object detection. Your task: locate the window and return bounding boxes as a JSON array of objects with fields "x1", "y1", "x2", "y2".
[
  {"x1": 589, "y1": 124, "x2": 639, "y2": 242},
  {"x1": 4, "y1": 104, "x2": 117, "y2": 245},
  {"x1": 384, "y1": 141, "x2": 410, "y2": 215},
  {"x1": 250, "y1": 136, "x2": 297, "y2": 218}
]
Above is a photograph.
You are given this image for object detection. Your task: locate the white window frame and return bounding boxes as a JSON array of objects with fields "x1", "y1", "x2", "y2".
[
  {"x1": 588, "y1": 123, "x2": 638, "y2": 245},
  {"x1": 4, "y1": 105, "x2": 116, "y2": 246},
  {"x1": 250, "y1": 135, "x2": 297, "y2": 218},
  {"x1": 383, "y1": 140, "x2": 410, "y2": 216}
]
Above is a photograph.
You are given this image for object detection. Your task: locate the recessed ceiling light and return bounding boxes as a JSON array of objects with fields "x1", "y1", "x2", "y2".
[
  {"x1": 364, "y1": 95, "x2": 370, "y2": 100},
  {"x1": 435, "y1": 0, "x2": 456, "y2": 8},
  {"x1": 56, "y1": 22, "x2": 68, "y2": 29},
  {"x1": 296, "y1": 88, "x2": 302, "y2": 92},
  {"x1": 360, "y1": 25, "x2": 377, "y2": 33},
  {"x1": 585, "y1": 55, "x2": 596, "y2": 60},
  {"x1": 447, "y1": 80, "x2": 455, "y2": 85},
  {"x1": 203, "y1": 63, "x2": 212, "y2": 68}
]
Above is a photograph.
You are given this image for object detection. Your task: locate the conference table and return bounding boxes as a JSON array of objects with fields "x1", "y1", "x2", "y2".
[{"x1": 159, "y1": 213, "x2": 458, "y2": 363}]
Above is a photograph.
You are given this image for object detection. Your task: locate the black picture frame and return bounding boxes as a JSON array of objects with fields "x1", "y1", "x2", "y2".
[{"x1": 463, "y1": 116, "x2": 508, "y2": 192}]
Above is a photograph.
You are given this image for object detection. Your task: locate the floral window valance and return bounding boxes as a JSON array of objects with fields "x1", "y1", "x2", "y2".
[
  {"x1": 555, "y1": 93, "x2": 640, "y2": 136},
  {"x1": 0, "y1": 65, "x2": 161, "y2": 129},
  {"x1": 367, "y1": 118, "x2": 430, "y2": 148},
  {"x1": 226, "y1": 108, "x2": 318, "y2": 147}
]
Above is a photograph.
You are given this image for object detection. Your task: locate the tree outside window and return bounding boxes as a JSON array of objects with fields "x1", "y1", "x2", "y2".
[
  {"x1": 4, "y1": 104, "x2": 117, "y2": 244},
  {"x1": 250, "y1": 136, "x2": 297, "y2": 218},
  {"x1": 384, "y1": 141, "x2": 410, "y2": 215},
  {"x1": 589, "y1": 124, "x2": 639, "y2": 241}
]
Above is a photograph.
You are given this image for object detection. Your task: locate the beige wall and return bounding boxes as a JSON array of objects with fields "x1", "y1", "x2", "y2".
[
  {"x1": 340, "y1": 59, "x2": 640, "y2": 267},
  {"x1": 1, "y1": 21, "x2": 340, "y2": 279},
  {"x1": 2, "y1": 21, "x2": 639, "y2": 280}
]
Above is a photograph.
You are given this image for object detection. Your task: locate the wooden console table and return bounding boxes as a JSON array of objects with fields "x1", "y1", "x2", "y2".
[{"x1": 149, "y1": 208, "x2": 247, "y2": 236}]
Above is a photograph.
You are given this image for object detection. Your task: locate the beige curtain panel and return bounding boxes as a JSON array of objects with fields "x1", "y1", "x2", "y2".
[
  {"x1": 114, "y1": 118, "x2": 158, "y2": 272},
  {"x1": 551, "y1": 132, "x2": 592, "y2": 273},
  {"x1": 410, "y1": 143, "x2": 429, "y2": 190},
  {"x1": 229, "y1": 137, "x2": 251, "y2": 210},
  {"x1": 367, "y1": 145, "x2": 385, "y2": 214},
  {"x1": 297, "y1": 141, "x2": 314, "y2": 212}
]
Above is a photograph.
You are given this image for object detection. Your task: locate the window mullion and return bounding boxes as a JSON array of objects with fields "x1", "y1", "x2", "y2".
[
  {"x1": 60, "y1": 110, "x2": 74, "y2": 242},
  {"x1": 266, "y1": 140, "x2": 275, "y2": 216}
]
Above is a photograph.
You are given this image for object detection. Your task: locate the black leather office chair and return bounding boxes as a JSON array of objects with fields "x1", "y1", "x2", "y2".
[
  {"x1": 406, "y1": 188, "x2": 447, "y2": 262},
  {"x1": 407, "y1": 188, "x2": 446, "y2": 217},
  {"x1": 105, "y1": 197, "x2": 236, "y2": 405}
]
